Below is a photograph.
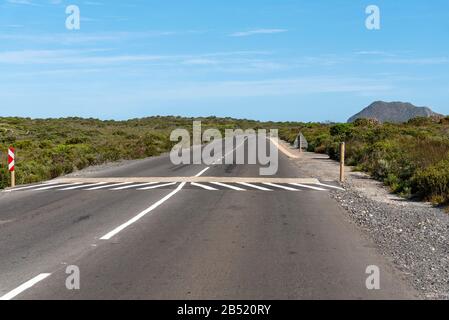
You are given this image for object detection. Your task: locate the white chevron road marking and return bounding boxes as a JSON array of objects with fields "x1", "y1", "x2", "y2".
[
  {"x1": 191, "y1": 182, "x2": 219, "y2": 191},
  {"x1": 5, "y1": 178, "x2": 341, "y2": 193},
  {"x1": 211, "y1": 182, "x2": 246, "y2": 191},
  {"x1": 86, "y1": 182, "x2": 133, "y2": 190},
  {"x1": 262, "y1": 183, "x2": 300, "y2": 191},
  {"x1": 316, "y1": 182, "x2": 345, "y2": 191},
  {"x1": 59, "y1": 182, "x2": 108, "y2": 191},
  {"x1": 237, "y1": 182, "x2": 273, "y2": 191},
  {"x1": 5, "y1": 182, "x2": 59, "y2": 192},
  {"x1": 137, "y1": 182, "x2": 177, "y2": 190},
  {"x1": 34, "y1": 183, "x2": 83, "y2": 191},
  {"x1": 289, "y1": 183, "x2": 327, "y2": 191},
  {"x1": 111, "y1": 182, "x2": 160, "y2": 190}
]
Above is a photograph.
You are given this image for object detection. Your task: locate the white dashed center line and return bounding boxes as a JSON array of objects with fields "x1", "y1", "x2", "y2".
[
  {"x1": 99, "y1": 167, "x2": 210, "y2": 240},
  {"x1": 0, "y1": 273, "x2": 51, "y2": 301}
]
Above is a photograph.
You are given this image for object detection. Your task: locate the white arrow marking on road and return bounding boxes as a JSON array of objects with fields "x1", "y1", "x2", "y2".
[{"x1": 0, "y1": 273, "x2": 51, "y2": 300}]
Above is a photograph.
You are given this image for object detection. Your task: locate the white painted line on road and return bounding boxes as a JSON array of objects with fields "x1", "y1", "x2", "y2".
[
  {"x1": 85, "y1": 182, "x2": 132, "y2": 190},
  {"x1": 100, "y1": 182, "x2": 187, "y2": 240},
  {"x1": 100, "y1": 166, "x2": 213, "y2": 240},
  {"x1": 137, "y1": 182, "x2": 177, "y2": 190},
  {"x1": 237, "y1": 182, "x2": 273, "y2": 191},
  {"x1": 212, "y1": 137, "x2": 247, "y2": 165},
  {"x1": 0, "y1": 273, "x2": 51, "y2": 300},
  {"x1": 4, "y1": 182, "x2": 59, "y2": 192},
  {"x1": 59, "y1": 182, "x2": 107, "y2": 191},
  {"x1": 111, "y1": 182, "x2": 159, "y2": 190},
  {"x1": 34, "y1": 183, "x2": 83, "y2": 191},
  {"x1": 263, "y1": 183, "x2": 300, "y2": 191},
  {"x1": 211, "y1": 182, "x2": 246, "y2": 191},
  {"x1": 195, "y1": 167, "x2": 210, "y2": 177},
  {"x1": 191, "y1": 182, "x2": 218, "y2": 191},
  {"x1": 316, "y1": 182, "x2": 345, "y2": 191},
  {"x1": 289, "y1": 183, "x2": 327, "y2": 191}
]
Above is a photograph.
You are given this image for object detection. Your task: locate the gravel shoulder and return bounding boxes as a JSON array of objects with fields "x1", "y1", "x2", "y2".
[{"x1": 280, "y1": 140, "x2": 449, "y2": 299}]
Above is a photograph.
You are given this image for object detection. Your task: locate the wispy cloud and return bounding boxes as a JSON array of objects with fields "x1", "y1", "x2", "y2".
[
  {"x1": 229, "y1": 29, "x2": 288, "y2": 37},
  {"x1": 0, "y1": 30, "x2": 204, "y2": 44},
  {"x1": 6, "y1": 0, "x2": 35, "y2": 5},
  {"x1": 127, "y1": 77, "x2": 393, "y2": 100},
  {"x1": 0, "y1": 49, "x2": 272, "y2": 66},
  {"x1": 380, "y1": 57, "x2": 449, "y2": 65},
  {"x1": 354, "y1": 51, "x2": 395, "y2": 57}
]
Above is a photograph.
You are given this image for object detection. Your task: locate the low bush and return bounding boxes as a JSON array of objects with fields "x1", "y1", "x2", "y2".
[{"x1": 412, "y1": 160, "x2": 449, "y2": 205}]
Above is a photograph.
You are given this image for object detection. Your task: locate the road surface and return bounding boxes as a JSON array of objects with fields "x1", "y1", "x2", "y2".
[{"x1": 0, "y1": 136, "x2": 418, "y2": 300}]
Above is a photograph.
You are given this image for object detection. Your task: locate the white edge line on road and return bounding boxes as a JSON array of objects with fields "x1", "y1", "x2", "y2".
[
  {"x1": 100, "y1": 182, "x2": 186, "y2": 240},
  {"x1": 0, "y1": 273, "x2": 51, "y2": 300},
  {"x1": 191, "y1": 182, "x2": 218, "y2": 191}
]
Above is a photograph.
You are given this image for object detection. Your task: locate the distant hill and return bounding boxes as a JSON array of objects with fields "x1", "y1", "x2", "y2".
[{"x1": 348, "y1": 101, "x2": 443, "y2": 123}]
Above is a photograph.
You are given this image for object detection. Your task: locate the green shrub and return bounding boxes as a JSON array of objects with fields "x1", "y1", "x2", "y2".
[
  {"x1": 412, "y1": 160, "x2": 449, "y2": 204},
  {"x1": 330, "y1": 123, "x2": 353, "y2": 139}
]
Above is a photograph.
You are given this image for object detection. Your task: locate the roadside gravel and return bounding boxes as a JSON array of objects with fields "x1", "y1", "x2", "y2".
[{"x1": 284, "y1": 142, "x2": 449, "y2": 299}]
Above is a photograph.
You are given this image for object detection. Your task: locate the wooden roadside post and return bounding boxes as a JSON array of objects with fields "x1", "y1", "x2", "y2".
[
  {"x1": 11, "y1": 170, "x2": 15, "y2": 188},
  {"x1": 340, "y1": 142, "x2": 345, "y2": 182}
]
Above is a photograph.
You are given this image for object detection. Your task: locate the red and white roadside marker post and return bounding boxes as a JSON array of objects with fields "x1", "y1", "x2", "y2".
[{"x1": 8, "y1": 147, "x2": 15, "y2": 188}]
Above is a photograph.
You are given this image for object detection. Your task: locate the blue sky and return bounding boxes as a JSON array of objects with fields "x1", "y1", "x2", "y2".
[{"x1": 0, "y1": 0, "x2": 448, "y2": 122}]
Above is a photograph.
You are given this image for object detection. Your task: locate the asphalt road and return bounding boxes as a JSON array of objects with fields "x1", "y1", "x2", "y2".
[{"x1": 0, "y1": 137, "x2": 418, "y2": 300}]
